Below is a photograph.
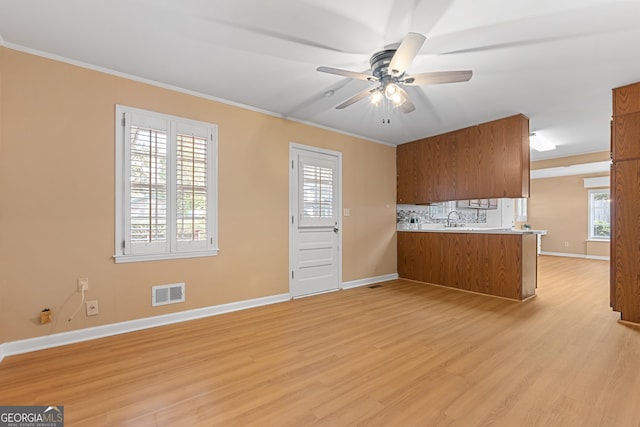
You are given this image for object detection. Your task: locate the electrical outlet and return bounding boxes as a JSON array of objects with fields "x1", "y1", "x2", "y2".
[
  {"x1": 40, "y1": 309, "x2": 53, "y2": 324},
  {"x1": 85, "y1": 300, "x2": 99, "y2": 316},
  {"x1": 564, "y1": 241, "x2": 569, "y2": 247},
  {"x1": 77, "y1": 278, "x2": 89, "y2": 292}
]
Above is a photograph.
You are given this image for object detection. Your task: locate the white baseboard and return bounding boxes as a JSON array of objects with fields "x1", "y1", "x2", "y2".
[
  {"x1": 1, "y1": 293, "x2": 290, "y2": 359},
  {"x1": 540, "y1": 251, "x2": 610, "y2": 261},
  {"x1": 2, "y1": 273, "x2": 402, "y2": 360},
  {"x1": 587, "y1": 255, "x2": 610, "y2": 261},
  {"x1": 341, "y1": 273, "x2": 399, "y2": 290}
]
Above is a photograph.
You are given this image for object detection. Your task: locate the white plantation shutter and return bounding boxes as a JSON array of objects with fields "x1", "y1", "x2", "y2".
[
  {"x1": 130, "y1": 127, "x2": 167, "y2": 244},
  {"x1": 298, "y1": 154, "x2": 337, "y2": 227},
  {"x1": 116, "y1": 106, "x2": 218, "y2": 262},
  {"x1": 125, "y1": 113, "x2": 170, "y2": 255},
  {"x1": 175, "y1": 122, "x2": 211, "y2": 252}
]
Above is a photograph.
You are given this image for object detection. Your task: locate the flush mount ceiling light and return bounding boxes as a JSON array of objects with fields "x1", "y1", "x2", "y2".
[{"x1": 529, "y1": 132, "x2": 556, "y2": 151}]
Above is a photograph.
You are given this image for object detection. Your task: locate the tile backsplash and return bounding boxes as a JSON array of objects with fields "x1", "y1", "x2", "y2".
[
  {"x1": 397, "y1": 199, "x2": 515, "y2": 229},
  {"x1": 397, "y1": 204, "x2": 487, "y2": 226}
]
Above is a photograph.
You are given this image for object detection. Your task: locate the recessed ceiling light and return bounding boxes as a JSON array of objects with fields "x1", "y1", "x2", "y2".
[{"x1": 530, "y1": 132, "x2": 556, "y2": 152}]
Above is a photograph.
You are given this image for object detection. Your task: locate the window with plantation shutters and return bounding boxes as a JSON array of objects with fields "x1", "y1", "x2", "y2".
[{"x1": 115, "y1": 105, "x2": 218, "y2": 263}]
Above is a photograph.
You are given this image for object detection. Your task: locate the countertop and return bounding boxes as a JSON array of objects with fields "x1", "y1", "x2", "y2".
[{"x1": 397, "y1": 225, "x2": 547, "y2": 235}]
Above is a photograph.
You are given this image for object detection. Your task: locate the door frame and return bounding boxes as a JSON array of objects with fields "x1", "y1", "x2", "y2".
[{"x1": 289, "y1": 142, "x2": 343, "y2": 298}]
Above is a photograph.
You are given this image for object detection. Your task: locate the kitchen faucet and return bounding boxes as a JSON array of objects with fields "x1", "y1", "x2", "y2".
[{"x1": 446, "y1": 210, "x2": 461, "y2": 227}]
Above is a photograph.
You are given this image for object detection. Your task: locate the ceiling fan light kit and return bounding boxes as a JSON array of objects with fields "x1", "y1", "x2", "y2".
[{"x1": 317, "y1": 32, "x2": 473, "y2": 119}]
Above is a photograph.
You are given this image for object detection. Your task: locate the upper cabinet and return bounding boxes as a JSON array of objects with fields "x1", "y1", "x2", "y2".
[
  {"x1": 397, "y1": 114, "x2": 530, "y2": 204},
  {"x1": 613, "y1": 82, "x2": 640, "y2": 116}
]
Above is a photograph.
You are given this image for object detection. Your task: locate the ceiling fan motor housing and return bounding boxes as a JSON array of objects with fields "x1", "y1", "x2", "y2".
[{"x1": 370, "y1": 49, "x2": 398, "y2": 80}]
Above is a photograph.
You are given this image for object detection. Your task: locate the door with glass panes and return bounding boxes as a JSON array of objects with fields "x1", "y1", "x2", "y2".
[{"x1": 290, "y1": 145, "x2": 341, "y2": 297}]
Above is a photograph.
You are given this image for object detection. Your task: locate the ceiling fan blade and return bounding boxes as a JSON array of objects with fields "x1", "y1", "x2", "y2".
[
  {"x1": 422, "y1": 3, "x2": 640, "y2": 57},
  {"x1": 336, "y1": 87, "x2": 376, "y2": 109},
  {"x1": 388, "y1": 32, "x2": 427, "y2": 76},
  {"x1": 396, "y1": 86, "x2": 416, "y2": 113},
  {"x1": 317, "y1": 66, "x2": 377, "y2": 82},
  {"x1": 193, "y1": 1, "x2": 381, "y2": 55},
  {"x1": 402, "y1": 70, "x2": 473, "y2": 86}
]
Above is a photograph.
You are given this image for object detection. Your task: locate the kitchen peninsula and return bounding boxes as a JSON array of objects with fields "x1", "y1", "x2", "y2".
[
  {"x1": 396, "y1": 114, "x2": 537, "y2": 301},
  {"x1": 397, "y1": 227, "x2": 541, "y2": 300}
]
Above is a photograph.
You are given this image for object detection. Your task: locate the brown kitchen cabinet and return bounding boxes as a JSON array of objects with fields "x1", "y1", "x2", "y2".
[
  {"x1": 612, "y1": 112, "x2": 640, "y2": 161},
  {"x1": 613, "y1": 82, "x2": 640, "y2": 116},
  {"x1": 396, "y1": 114, "x2": 530, "y2": 204},
  {"x1": 417, "y1": 133, "x2": 456, "y2": 202},
  {"x1": 475, "y1": 115, "x2": 530, "y2": 199},
  {"x1": 611, "y1": 81, "x2": 640, "y2": 324},
  {"x1": 397, "y1": 231, "x2": 537, "y2": 301},
  {"x1": 453, "y1": 125, "x2": 481, "y2": 198},
  {"x1": 611, "y1": 159, "x2": 640, "y2": 322},
  {"x1": 396, "y1": 142, "x2": 417, "y2": 204}
]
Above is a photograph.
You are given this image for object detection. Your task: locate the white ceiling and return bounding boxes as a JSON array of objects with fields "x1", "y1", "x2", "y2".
[{"x1": 1, "y1": 0, "x2": 640, "y2": 161}]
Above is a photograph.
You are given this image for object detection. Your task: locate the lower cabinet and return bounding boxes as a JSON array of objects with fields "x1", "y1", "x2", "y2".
[
  {"x1": 397, "y1": 231, "x2": 537, "y2": 301},
  {"x1": 611, "y1": 159, "x2": 640, "y2": 322}
]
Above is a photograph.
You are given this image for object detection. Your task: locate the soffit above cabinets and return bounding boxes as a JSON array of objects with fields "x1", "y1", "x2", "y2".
[{"x1": 531, "y1": 161, "x2": 611, "y2": 179}]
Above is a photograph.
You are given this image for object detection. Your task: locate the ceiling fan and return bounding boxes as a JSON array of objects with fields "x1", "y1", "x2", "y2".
[{"x1": 317, "y1": 33, "x2": 472, "y2": 114}]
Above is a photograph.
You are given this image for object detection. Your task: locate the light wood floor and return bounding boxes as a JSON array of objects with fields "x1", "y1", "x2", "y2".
[{"x1": 1, "y1": 256, "x2": 639, "y2": 426}]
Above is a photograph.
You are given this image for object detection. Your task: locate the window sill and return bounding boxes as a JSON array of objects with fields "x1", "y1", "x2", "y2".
[
  {"x1": 586, "y1": 239, "x2": 610, "y2": 243},
  {"x1": 114, "y1": 249, "x2": 219, "y2": 264}
]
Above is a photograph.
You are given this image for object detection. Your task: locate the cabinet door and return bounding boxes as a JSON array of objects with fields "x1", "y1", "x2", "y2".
[
  {"x1": 418, "y1": 134, "x2": 456, "y2": 203},
  {"x1": 396, "y1": 142, "x2": 417, "y2": 204},
  {"x1": 613, "y1": 112, "x2": 640, "y2": 161},
  {"x1": 476, "y1": 114, "x2": 529, "y2": 199},
  {"x1": 614, "y1": 82, "x2": 640, "y2": 116},
  {"x1": 454, "y1": 126, "x2": 481, "y2": 199},
  {"x1": 612, "y1": 159, "x2": 640, "y2": 323}
]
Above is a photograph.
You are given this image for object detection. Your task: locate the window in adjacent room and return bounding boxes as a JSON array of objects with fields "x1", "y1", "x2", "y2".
[
  {"x1": 115, "y1": 105, "x2": 218, "y2": 263},
  {"x1": 515, "y1": 198, "x2": 528, "y2": 222},
  {"x1": 588, "y1": 189, "x2": 610, "y2": 240}
]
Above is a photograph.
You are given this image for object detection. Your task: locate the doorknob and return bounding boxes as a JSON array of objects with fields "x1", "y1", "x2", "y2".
[{"x1": 333, "y1": 223, "x2": 339, "y2": 233}]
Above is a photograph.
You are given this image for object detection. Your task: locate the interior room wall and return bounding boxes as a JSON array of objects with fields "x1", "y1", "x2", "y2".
[
  {"x1": 528, "y1": 152, "x2": 610, "y2": 258},
  {"x1": 0, "y1": 50, "x2": 4, "y2": 348},
  {"x1": 0, "y1": 47, "x2": 397, "y2": 344}
]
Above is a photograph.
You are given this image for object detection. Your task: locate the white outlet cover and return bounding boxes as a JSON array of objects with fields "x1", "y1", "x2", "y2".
[{"x1": 85, "y1": 300, "x2": 99, "y2": 316}]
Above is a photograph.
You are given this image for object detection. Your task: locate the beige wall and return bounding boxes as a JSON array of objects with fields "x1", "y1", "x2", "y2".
[
  {"x1": 0, "y1": 48, "x2": 397, "y2": 344},
  {"x1": 528, "y1": 152, "x2": 610, "y2": 258}
]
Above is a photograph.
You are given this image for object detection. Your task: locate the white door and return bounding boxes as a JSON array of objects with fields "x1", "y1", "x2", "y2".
[{"x1": 290, "y1": 144, "x2": 341, "y2": 298}]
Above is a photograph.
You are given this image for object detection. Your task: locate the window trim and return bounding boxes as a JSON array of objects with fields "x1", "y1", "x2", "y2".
[
  {"x1": 515, "y1": 198, "x2": 528, "y2": 222},
  {"x1": 114, "y1": 105, "x2": 219, "y2": 263},
  {"x1": 587, "y1": 188, "x2": 610, "y2": 241}
]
